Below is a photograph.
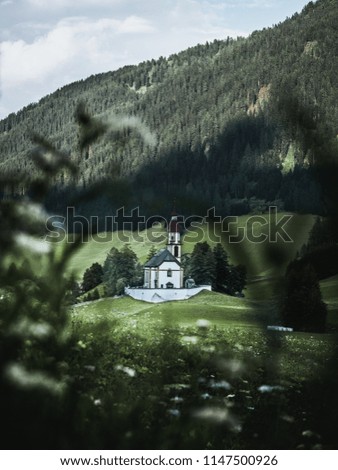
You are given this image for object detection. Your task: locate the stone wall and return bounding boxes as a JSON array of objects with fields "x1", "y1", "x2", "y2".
[{"x1": 125, "y1": 286, "x2": 212, "y2": 303}]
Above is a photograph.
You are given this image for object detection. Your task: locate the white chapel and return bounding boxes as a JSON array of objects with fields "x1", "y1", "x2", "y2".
[
  {"x1": 143, "y1": 213, "x2": 183, "y2": 289},
  {"x1": 125, "y1": 212, "x2": 212, "y2": 303}
]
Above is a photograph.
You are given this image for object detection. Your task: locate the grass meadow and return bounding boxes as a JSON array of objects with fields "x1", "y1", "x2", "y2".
[
  {"x1": 62, "y1": 213, "x2": 338, "y2": 449},
  {"x1": 6, "y1": 212, "x2": 335, "y2": 448},
  {"x1": 68, "y1": 289, "x2": 338, "y2": 449}
]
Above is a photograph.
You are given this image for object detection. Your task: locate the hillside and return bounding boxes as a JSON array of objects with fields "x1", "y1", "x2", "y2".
[
  {"x1": 64, "y1": 212, "x2": 315, "y2": 280},
  {"x1": 1, "y1": 0, "x2": 338, "y2": 220}
]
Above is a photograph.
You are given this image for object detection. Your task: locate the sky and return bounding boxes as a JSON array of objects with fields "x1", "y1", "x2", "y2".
[{"x1": 0, "y1": 0, "x2": 311, "y2": 119}]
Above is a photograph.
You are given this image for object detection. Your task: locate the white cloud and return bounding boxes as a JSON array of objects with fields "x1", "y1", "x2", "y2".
[
  {"x1": 117, "y1": 15, "x2": 155, "y2": 34},
  {"x1": 167, "y1": 0, "x2": 246, "y2": 39},
  {"x1": 1, "y1": 15, "x2": 155, "y2": 88},
  {"x1": 0, "y1": 2, "x2": 245, "y2": 117},
  {"x1": 27, "y1": 0, "x2": 122, "y2": 7},
  {"x1": 0, "y1": 0, "x2": 309, "y2": 118}
]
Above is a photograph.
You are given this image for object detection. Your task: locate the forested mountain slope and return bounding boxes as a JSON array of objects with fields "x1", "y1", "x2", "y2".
[{"x1": 0, "y1": 0, "x2": 337, "y2": 220}]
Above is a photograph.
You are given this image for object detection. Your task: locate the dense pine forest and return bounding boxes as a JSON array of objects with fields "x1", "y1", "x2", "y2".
[{"x1": 1, "y1": 0, "x2": 338, "y2": 222}]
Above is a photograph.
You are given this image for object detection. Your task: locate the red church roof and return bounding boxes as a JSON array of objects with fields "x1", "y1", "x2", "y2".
[{"x1": 168, "y1": 217, "x2": 180, "y2": 233}]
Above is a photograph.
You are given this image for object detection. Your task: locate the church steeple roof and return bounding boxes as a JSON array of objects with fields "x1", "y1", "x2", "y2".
[
  {"x1": 144, "y1": 248, "x2": 181, "y2": 267},
  {"x1": 168, "y1": 216, "x2": 180, "y2": 233},
  {"x1": 168, "y1": 199, "x2": 180, "y2": 232}
]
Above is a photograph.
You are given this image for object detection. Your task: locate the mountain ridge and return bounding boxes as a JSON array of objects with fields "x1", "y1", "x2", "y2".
[{"x1": 1, "y1": 0, "x2": 337, "y2": 220}]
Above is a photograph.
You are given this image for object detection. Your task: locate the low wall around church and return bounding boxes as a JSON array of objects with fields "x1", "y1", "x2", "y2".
[{"x1": 125, "y1": 286, "x2": 212, "y2": 303}]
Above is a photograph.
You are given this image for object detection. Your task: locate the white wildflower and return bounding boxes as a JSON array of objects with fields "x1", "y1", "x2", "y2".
[
  {"x1": 258, "y1": 385, "x2": 284, "y2": 393},
  {"x1": 15, "y1": 233, "x2": 51, "y2": 254},
  {"x1": 210, "y1": 380, "x2": 232, "y2": 390},
  {"x1": 10, "y1": 318, "x2": 52, "y2": 340},
  {"x1": 168, "y1": 409, "x2": 180, "y2": 417},
  {"x1": 182, "y1": 336, "x2": 198, "y2": 344},
  {"x1": 193, "y1": 407, "x2": 241, "y2": 432},
  {"x1": 201, "y1": 393, "x2": 211, "y2": 400},
  {"x1": 115, "y1": 365, "x2": 136, "y2": 377},
  {"x1": 170, "y1": 396, "x2": 184, "y2": 403},
  {"x1": 16, "y1": 202, "x2": 48, "y2": 225},
  {"x1": 5, "y1": 363, "x2": 65, "y2": 395},
  {"x1": 196, "y1": 319, "x2": 211, "y2": 328},
  {"x1": 302, "y1": 430, "x2": 321, "y2": 439}
]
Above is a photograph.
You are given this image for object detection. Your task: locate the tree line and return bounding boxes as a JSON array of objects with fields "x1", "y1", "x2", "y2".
[{"x1": 79, "y1": 241, "x2": 247, "y2": 300}]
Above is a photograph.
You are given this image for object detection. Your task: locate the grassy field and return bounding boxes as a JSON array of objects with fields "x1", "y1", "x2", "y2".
[
  {"x1": 65, "y1": 211, "x2": 315, "y2": 280},
  {"x1": 66, "y1": 214, "x2": 338, "y2": 449},
  {"x1": 71, "y1": 287, "x2": 336, "y2": 385},
  {"x1": 63, "y1": 225, "x2": 167, "y2": 278},
  {"x1": 72, "y1": 290, "x2": 270, "y2": 330}
]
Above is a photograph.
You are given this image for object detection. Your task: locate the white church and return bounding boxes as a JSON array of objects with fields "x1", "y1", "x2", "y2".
[{"x1": 125, "y1": 212, "x2": 211, "y2": 303}]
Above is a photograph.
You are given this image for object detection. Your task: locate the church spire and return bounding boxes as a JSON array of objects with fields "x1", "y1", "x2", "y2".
[{"x1": 167, "y1": 207, "x2": 181, "y2": 261}]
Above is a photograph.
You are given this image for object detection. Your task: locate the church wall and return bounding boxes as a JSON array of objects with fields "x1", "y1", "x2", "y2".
[
  {"x1": 156, "y1": 261, "x2": 181, "y2": 288},
  {"x1": 125, "y1": 286, "x2": 212, "y2": 303}
]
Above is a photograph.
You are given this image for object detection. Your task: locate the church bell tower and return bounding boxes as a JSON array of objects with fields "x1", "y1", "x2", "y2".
[{"x1": 167, "y1": 212, "x2": 181, "y2": 262}]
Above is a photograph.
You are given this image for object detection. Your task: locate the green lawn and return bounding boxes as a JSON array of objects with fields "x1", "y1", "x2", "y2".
[
  {"x1": 69, "y1": 275, "x2": 338, "y2": 449},
  {"x1": 71, "y1": 289, "x2": 335, "y2": 386},
  {"x1": 63, "y1": 226, "x2": 167, "y2": 279},
  {"x1": 72, "y1": 290, "x2": 271, "y2": 331}
]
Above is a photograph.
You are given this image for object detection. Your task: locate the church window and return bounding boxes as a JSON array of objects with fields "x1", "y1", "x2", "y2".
[
  {"x1": 167, "y1": 269, "x2": 172, "y2": 277},
  {"x1": 174, "y1": 246, "x2": 179, "y2": 257}
]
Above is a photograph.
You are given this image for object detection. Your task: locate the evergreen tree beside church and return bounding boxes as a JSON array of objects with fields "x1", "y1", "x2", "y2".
[
  {"x1": 188, "y1": 242, "x2": 247, "y2": 296},
  {"x1": 103, "y1": 245, "x2": 142, "y2": 296}
]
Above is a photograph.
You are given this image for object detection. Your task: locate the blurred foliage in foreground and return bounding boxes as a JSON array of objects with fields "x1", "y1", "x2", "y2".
[{"x1": 1, "y1": 103, "x2": 338, "y2": 450}]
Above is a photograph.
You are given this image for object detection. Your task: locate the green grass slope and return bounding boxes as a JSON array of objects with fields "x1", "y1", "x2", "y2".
[
  {"x1": 66, "y1": 212, "x2": 315, "y2": 282},
  {"x1": 64, "y1": 225, "x2": 167, "y2": 278},
  {"x1": 71, "y1": 289, "x2": 335, "y2": 386},
  {"x1": 72, "y1": 289, "x2": 274, "y2": 334}
]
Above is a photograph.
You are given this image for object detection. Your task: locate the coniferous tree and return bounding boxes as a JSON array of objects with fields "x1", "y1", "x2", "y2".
[
  {"x1": 103, "y1": 245, "x2": 140, "y2": 295},
  {"x1": 82, "y1": 262, "x2": 103, "y2": 293},
  {"x1": 307, "y1": 217, "x2": 337, "y2": 252},
  {"x1": 190, "y1": 242, "x2": 216, "y2": 285},
  {"x1": 213, "y1": 243, "x2": 230, "y2": 291},
  {"x1": 281, "y1": 261, "x2": 327, "y2": 332},
  {"x1": 146, "y1": 246, "x2": 157, "y2": 262},
  {"x1": 103, "y1": 247, "x2": 120, "y2": 296},
  {"x1": 92, "y1": 288, "x2": 100, "y2": 300},
  {"x1": 227, "y1": 265, "x2": 247, "y2": 296}
]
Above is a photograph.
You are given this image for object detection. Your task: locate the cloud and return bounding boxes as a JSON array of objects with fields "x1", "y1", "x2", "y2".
[
  {"x1": 117, "y1": 15, "x2": 155, "y2": 34},
  {"x1": 1, "y1": 0, "x2": 304, "y2": 118},
  {"x1": 26, "y1": 0, "x2": 123, "y2": 7},
  {"x1": 167, "y1": 0, "x2": 246, "y2": 39},
  {"x1": 1, "y1": 15, "x2": 155, "y2": 88}
]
